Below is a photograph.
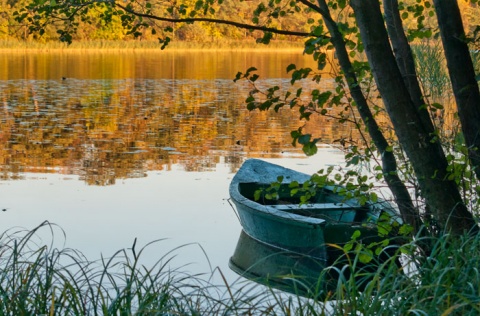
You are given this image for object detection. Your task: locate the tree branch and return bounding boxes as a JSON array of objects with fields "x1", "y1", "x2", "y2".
[{"x1": 115, "y1": 3, "x2": 312, "y2": 38}]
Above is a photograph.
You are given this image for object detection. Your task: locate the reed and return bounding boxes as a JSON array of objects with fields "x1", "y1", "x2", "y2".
[
  {"x1": 322, "y1": 231, "x2": 480, "y2": 315},
  {"x1": 0, "y1": 39, "x2": 304, "y2": 52},
  {"x1": 0, "y1": 222, "x2": 216, "y2": 314},
  {"x1": 411, "y1": 40, "x2": 452, "y2": 102},
  {"x1": 0, "y1": 221, "x2": 479, "y2": 315},
  {"x1": 471, "y1": 49, "x2": 480, "y2": 75}
]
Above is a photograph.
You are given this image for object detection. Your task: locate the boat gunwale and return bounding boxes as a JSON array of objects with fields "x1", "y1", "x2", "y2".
[{"x1": 229, "y1": 158, "x2": 402, "y2": 226}]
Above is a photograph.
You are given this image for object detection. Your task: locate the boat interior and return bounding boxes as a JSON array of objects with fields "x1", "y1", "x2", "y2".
[{"x1": 239, "y1": 182, "x2": 369, "y2": 222}]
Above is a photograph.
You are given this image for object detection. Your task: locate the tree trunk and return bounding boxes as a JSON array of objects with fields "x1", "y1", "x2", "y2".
[
  {"x1": 350, "y1": 0, "x2": 478, "y2": 235},
  {"x1": 433, "y1": 0, "x2": 480, "y2": 181},
  {"x1": 383, "y1": 0, "x2": 434, "y2": 131},
  {"x1": 315, "y1": 0, "x2": 422, "y2": 233}
]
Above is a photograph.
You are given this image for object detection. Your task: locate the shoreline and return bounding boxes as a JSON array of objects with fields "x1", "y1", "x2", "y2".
[
  {"x1": 0, "y1": 40, "x2": 305, "y2": 53},
  {"x1": 0, "y1": 48, "x2": 305, "y2": 53}
]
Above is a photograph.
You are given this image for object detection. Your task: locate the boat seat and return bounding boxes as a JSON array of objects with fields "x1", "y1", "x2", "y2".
[
  {"x1": 272, "y1": 203, "x2": 360, "y2": 211},
  {"x1": 271, "y1": 203, "x2": 363, "y2": 222}
]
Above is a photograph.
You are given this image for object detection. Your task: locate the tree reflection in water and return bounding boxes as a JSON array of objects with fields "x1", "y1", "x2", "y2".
[{"x1": 0, "y1": 77, "x2": 356, "y2": 184}]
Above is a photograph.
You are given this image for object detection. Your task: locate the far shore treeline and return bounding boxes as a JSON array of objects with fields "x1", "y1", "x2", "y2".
[
  {"x1": 1, "y1": 0, "x2": 310, "y2": 49},
  {"x1": 0, "y1": 0, "x2": 479, "y2": 50}
]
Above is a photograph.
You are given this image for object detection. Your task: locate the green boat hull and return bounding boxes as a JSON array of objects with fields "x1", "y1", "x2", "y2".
[{"x1": 229, "y1": 159, "x2": 402, "y2": 261}]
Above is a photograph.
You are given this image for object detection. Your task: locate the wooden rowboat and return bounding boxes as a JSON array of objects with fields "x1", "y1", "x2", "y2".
[{"x1": 229, "y1": 159, "x2": 402, "y2": 262}]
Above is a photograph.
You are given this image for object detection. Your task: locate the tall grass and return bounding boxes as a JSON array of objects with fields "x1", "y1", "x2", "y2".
[
  {"x1": 412, "y1": 40, "x2": 452, "y2": 102},
  {"x1": 0, "y1": 221, "x2": 326, "y2": 315},
  {"x1": 329, "y1": 232, "x2": 480, "y2": 315},
  {"x1": 471, "y1": 49, "x2": 480, "y2": 76},
  {"x1": 0, "y1": 221, "x2": 220, "y2": 315},
  {"x1": 1, "y1": 221, "x2": 479, "y2": 315}
]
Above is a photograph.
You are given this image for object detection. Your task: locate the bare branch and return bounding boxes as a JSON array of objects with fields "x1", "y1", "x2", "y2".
[{"x1": 115, "y1": 3, "x2": 313, "y2": 38}]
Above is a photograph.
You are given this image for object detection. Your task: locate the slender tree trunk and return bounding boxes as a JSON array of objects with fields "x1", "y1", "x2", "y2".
[
  {"x1": 433, "y1": 0, "x2": 480, "y2": 181},
  {"x1": 350, "y1": 0, "x2": 478, "y2": 235},
  {"x1": 383, "y1": 0, "x2": 437, "y2": 229},
  {"x1": 313, "y1": 0, "x2": 422, "y2": 233},
  {"x1": 383, "y1": 0, "x2": 433, "y2": 131}
]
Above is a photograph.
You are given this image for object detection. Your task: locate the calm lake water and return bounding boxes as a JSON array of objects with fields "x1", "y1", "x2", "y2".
[{"x1": 0, "y1": 51, "x2": 350, "y2": 284}]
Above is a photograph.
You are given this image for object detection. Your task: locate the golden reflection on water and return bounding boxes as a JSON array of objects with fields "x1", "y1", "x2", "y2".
[
  {"x1": 0, "y1": 52, "x2": 358, "y2": 184},
  {"x1": 0, "y1": 51, "x2": 315, "y2": 80}
]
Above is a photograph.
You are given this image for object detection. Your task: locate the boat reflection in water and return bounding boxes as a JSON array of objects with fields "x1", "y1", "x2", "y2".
[{"x1": 229, "y1": 230, "x2": 336, "y2": 298}]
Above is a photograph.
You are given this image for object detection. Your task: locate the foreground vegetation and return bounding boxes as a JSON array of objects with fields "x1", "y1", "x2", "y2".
[{"x1": 1, "y1": 221, "x2": 479, "y2": 315}]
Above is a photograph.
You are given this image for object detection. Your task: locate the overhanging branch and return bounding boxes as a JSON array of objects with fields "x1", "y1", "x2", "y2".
[{"x1": 115, "y1": 3, "x2": 313, "y2": 38}]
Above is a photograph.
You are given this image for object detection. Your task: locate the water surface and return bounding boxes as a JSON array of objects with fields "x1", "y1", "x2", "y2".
[{"x1": 0, "y1": 51, "x2": 348, "y2": 283}]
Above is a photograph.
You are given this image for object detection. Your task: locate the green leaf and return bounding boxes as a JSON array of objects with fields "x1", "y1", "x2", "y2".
[
  {"x1": 370, "y1": 192, "x2": 378, "y2": 203},
  {"x1": 303, "y1": 142, "x2": 318, "y2": 156},
  {"x1": 399, "y1": 224, "x2": 414, "y2": 235},
  {"x1": 286, "y1": 63, "x2": 296, "y2": 73},
  {"x1": 315, "y1": 91, "x2": 332, "y2": 107},
  {"x1": 378, "y1": 224, "x2": 391, "y2": 237},
  {"x1": 358, "y1": 249, "x2": 373, "y2": 263},
  {"x1": 288, "y1": 181, "x2": 299, "y2": 188},
  {"x1": 431, "y1": 103, "x2": 444, "y2": 110},
  {"x1": 343, "y1": 242, "x2": 353, "y2": 252},
  {"x1": 298, "y1": 134, "x2": 311, "y2": 145},
  {"x1": 233, "y1": 72, "x2": 243, "y2": 82},
  {"x1": 290, "y1": 130, "x2": 301, "y2": 138},
  {"x1": 296, "y1": 88, "x2": 302, "y2": 97},
  {"x1": 312, "y1": 25, "x2": 324, "y2": 37},
  {"x1": 352, "y1": 230, "x2": 361, "y2": 239},
  {"x1": 347, "y1": 155, "x2": 359, "y2": 166}
]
